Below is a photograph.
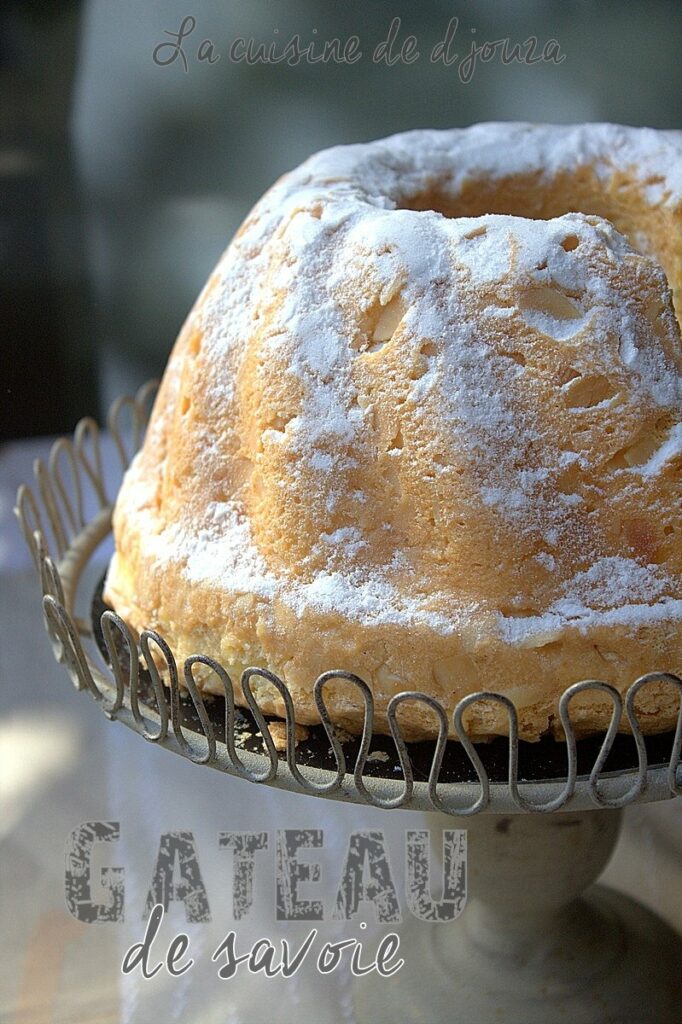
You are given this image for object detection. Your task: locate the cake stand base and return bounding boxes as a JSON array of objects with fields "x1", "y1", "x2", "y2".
[{"x1": 353, "y1": 809, "x2": 682, "y2": 1024}]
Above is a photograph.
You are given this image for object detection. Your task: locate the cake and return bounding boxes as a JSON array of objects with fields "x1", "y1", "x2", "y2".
[{"x1": 104, "y1": 123, "x2": 682, "y2": 741}]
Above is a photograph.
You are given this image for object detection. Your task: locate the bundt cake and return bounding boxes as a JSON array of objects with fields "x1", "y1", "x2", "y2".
[{"x1": 105, "y1": 123, "x2": 682, "y2": 741}]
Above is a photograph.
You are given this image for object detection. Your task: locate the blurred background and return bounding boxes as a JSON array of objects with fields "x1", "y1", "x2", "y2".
[
  {"x1": 1, "y1": 7, "x2": 682, "y2": 1022},
  {"x1": 1, "y1": 0, "x2": 681, "y2": 439}
]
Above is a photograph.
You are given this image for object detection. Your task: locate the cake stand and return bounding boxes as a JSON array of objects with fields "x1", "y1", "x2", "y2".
[{"x1": 15, "y1": 387, "x2": 682, "y2": 1024}]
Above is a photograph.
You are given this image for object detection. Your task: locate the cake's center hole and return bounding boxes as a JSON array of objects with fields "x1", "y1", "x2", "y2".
[{"x1": 397, "y1": 172, "x2": 680, "y2": 327}]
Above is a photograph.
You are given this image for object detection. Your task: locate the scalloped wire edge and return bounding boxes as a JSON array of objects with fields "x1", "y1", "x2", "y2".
[{"x1": 11, "y1": 384, "x2": 682, "y2": 813}]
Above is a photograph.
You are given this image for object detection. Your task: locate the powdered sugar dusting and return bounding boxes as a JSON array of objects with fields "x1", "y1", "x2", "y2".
[
  {"x1": 559, "y1": 556, "x2": 669, "y2": 609},
  {"x1": 493, "y1": 561, "x2": 679, "y2": 638},
  {"x1": 305, "y1": 123, "x2": 682, "y2": 210},
  {"x1": 636, "y1": 423, "x2": 682, "y2": 477},
  {"x1": 136, "y1": 496, "x2": 460, "y2": 634},
  {"x1": 116, "y1": 123, "x2": 682, "y2": 648},
  {"x1": 497, "y1": 557, "x2": 681, "y2": 645}
]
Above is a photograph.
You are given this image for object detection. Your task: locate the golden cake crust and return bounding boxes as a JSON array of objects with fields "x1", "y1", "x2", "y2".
[{"x1": 105, "y1": 123, "x2": 682, "y2": 741}]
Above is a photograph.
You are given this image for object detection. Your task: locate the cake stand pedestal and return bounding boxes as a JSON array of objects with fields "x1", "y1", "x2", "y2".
[
  {"x1": 354, "y1": 808, "x2": 682, "y2": 1024},
  {"x1": 14, "y1": 392, "x2": 682, "y2": 1024}
]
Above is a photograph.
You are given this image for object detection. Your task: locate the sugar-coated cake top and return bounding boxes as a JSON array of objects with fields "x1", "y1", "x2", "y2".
[{"x1": 118, "y1": 123, "x2": 682, "y2": 645}]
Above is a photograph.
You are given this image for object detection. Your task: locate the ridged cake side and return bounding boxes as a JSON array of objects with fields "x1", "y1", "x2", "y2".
[{"x1": 105, "y1": 123, "x2": 682, "y2": 740}]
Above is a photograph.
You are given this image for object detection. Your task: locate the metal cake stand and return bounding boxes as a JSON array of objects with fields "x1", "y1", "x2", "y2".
[{"x1": 14, "y1": 386, "x2": 682, "y2": 1024}]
